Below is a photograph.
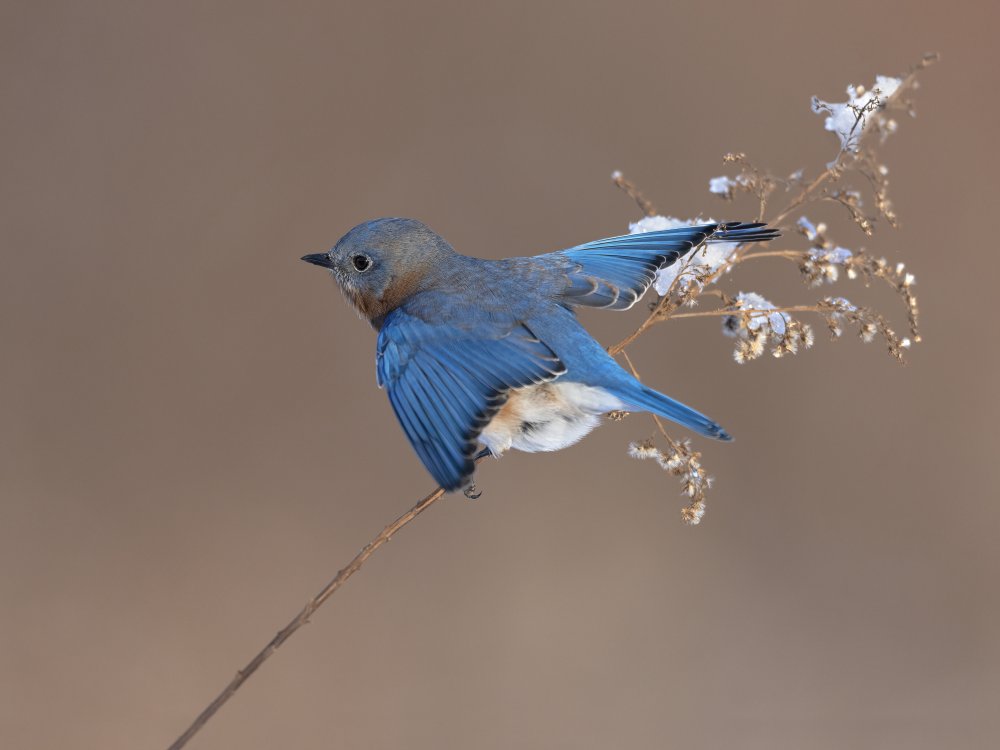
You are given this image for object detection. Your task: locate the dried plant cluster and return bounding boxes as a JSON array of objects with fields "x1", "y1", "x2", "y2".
[{"x1": 612, "y1": 54, "x2": 937, "y2": 524}]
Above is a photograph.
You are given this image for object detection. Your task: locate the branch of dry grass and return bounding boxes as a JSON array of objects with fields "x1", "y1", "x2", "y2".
[{"x1": 167, "y1": 483, "x2": 447, "y2": 750}]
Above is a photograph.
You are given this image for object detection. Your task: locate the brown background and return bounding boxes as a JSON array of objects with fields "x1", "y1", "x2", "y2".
[{"x1": 2, "y1": 2, "x2": 998, "y2": 748}]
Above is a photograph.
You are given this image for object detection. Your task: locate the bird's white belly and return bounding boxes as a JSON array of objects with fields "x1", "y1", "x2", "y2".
[{"x1": 479, "y1": 381, "x2": 625, "y2": 455}]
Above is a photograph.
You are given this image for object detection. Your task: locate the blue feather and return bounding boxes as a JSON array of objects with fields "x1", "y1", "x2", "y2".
[
  {"x1": 612, "y1": 382, "x2": 732, "y2": 441},
  {"x1": 376, "y1": 308, "x2": 566, "y2": 490},
  {"x1": 542, "y1": 222, "x2": 779, "y2": 310}
]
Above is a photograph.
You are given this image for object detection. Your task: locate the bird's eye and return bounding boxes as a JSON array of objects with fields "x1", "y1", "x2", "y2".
[{"x1": 351, "y1": 254, "x2": 372, "y2": 272}]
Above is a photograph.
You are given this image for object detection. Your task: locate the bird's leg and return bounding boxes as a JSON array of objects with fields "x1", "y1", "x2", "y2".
[{"x1": 462, "y1": 448, "x2": 495, "y2": 499}]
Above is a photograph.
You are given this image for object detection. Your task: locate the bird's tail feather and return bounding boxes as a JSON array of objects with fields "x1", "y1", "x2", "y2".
[
  {"x1": 548, "y1": 221, "x2": 780, "y2": 311},
  {"x1": 709, "y1": 221, "x2": 781, "y2": 245},
  {"x1": 618, "y1": 383, "x2": 732, "y2": 441}
]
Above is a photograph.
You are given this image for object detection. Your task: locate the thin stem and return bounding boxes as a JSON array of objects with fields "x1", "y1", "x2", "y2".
[
  {"x1": 770, "y1": 169, "x2": 833, "y2": 226},
  {"x1": 608, "y1": 251, "x2": 706, "y2": 355},
  {"x1": 620, "y1": 350, "x2": 682, "y2": 452},
  {"x1": 611, "y1": 171, "x2": 657, "y2": 217},
  {"x1": 738, "y1": 250, "x2": 807, "y2": 261},
  {"x1": 167, "y1": 483, "x2": 448, "y2": 750},
  {"x1": 608, "y1": 289, "x2": 679, "y2": 355},
  {"x1": 669, "y1": 305, "x2": 822, "y2": 320},
  {"x1": 608, "y1": 312, "x2": 662, "y2": 356}
]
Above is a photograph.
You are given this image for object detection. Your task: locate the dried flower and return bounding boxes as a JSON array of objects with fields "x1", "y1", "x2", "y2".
[
  {"x1": 811, "y1": 75, "x2": 903, "y2": 154},
  {"x1": 628, "y1": 438, "x2": 712, "y2": 524},
  {"x1": 708, "y1": 175, "x2": 751, "y2": 200},
  {"x1": 817, "y1": 297, "x2": 907, "y2": 359},
  {"x1": 609, "y1": 55, "x2": 935, "y2": 523},
  {"x1": 720, "y1": 292, "x2": 814, "y2": 363},
  {"x1": 797, "y1": 215, "x2": 855, "y2": 285},
  {"x1": 681, "y1": 500, "x2": 706, "y2": 526}
]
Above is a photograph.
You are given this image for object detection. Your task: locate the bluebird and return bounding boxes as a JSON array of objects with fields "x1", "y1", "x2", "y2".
[{"x1": 302, "y1": 218, "x2": 778, "y2": 492}]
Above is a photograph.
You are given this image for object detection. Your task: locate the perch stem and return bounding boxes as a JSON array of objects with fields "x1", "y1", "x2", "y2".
[{"x1": 166, "y1": 483, "x2": 447, "y2": 750}]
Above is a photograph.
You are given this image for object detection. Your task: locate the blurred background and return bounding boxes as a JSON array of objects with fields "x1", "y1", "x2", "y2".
[{"x1": 2, "y1": 2, "x2": 998, "y2": 748}]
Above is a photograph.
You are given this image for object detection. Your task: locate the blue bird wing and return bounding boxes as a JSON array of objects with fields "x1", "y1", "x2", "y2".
[
  {"x1": 376, "y1": 308, "x2": 566, "y2": 490},
  {"x1": 540, "y1": 222, "x2": 779, "y2": 310}
]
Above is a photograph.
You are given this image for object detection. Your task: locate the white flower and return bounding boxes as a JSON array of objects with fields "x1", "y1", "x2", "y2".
[
  {"x1": 825, "y1": 296, "x2": 857, "y2": 312},
  {"x1": 709, "y1": 175, "x2": 738, "y2": 199},
  {"x1": 683, "y1": 501, "x2": 706, "y2": 526},
  {"x1": 802, "y1": 244, "x2": 852, "y2": 286},
  {"x1": 809, "y1": 246, "x2": 853, "y2": 265},
  {"x1": 797, "y1": 216, "x2": 819, "y2": 241},
  {"x1": 797, "y1": 215, "x2": 829, "y2": 244},
  {"x1": 723, "y1": 292, "x2": 790, "y2": 337},
  {"x1": 874, "y1": 75, "x2": 902, "y2": 99},
  {"x1": 628, "y1": 441, "x2": 659, "y2": 460},
  {"x1": 822, "y1": 297, "x2": 857, "y2": 338},
  {"x1": 656, "y1": 450, "x2": 686, "y2": 473},
  {"x1": 811, "y1": 75, "x2": 903, "y2": 153}
]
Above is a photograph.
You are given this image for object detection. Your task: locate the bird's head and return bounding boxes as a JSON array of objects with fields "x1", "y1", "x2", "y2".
[{"x1": 302, "y1": 217, "x2": 455, "y2": 327}]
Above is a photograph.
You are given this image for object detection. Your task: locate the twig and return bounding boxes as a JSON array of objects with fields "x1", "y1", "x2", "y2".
[
  {"x1": 669, "y1": 305, "x2": 822, "y2": 319},
  {"x1": 167, "y1": 483, "x2": 447, "y2": 750},
  {"x1": 739, "y1": 249, "x2": 807, "y2": 262},
  {"x1": 770, "y1": 169, "x2": 834, "y2": 226},
  {"x1": 611, "y1": 170, "x2": 658, "y2": 217},
  {"x1": 608, "y1": 253, "x2": 703, "y2": 355},
  {"x1": 620, "y1": 350, "x2": 683, "y2": 452}
]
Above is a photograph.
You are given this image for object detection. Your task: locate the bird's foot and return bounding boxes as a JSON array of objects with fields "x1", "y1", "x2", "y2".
[{"x1": 463, "y1": 448, "x2": 498, "y2": 499}]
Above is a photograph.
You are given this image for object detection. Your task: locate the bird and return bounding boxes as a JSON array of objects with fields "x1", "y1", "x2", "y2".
[{"x1": 302, "y1": 217, "x2": 779, "y2": 492}]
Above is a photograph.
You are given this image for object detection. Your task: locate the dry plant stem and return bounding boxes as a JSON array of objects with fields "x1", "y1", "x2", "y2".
[
  {"x1": 608, "y1": 264, "x2": 692, "y2": 355},
  {"x1": 609, "y1": 308, "x2": 666, "y2": 355},
  {"x1": 620, "y1": 350, "x2": 682, "y2": 451},
  {"x1": 670, "y1": 305, "x2": 823, "y2": 320},
  {"x1": 740, "y1": 250, "x2": 807, "y2": 262},
  {"x1": 612, "y1": 171, "x2": 658, "y2": 217},
  {"x1": 771, "y1": 170, "x2": 832, "y2": 226},
  {"x1": 167, "y1": 483, "x2": 447, "y2": 750}
]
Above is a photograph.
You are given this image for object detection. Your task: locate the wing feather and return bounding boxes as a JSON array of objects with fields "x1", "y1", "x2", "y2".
[
  {"x1": 376, "y1": 309, "x2": 565, "y2": 490},
  {"x1": 542, "y1": 222, "x2": 779, "y2": 310}
]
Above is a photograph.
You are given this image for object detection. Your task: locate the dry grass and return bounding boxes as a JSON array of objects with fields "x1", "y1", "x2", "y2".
[{"x1": 610, "y1": 54, "x2": 936, "y2": 523}]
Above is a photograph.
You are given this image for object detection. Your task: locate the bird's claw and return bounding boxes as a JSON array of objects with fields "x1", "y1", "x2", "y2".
[{"x1": 463, "y1": 483, "x2": 483, "y2": 500}]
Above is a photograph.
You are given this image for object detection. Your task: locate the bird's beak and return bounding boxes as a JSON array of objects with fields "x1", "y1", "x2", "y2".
[{"x1": 301, "y1": 252, "x2": 335, "y2": 270}]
